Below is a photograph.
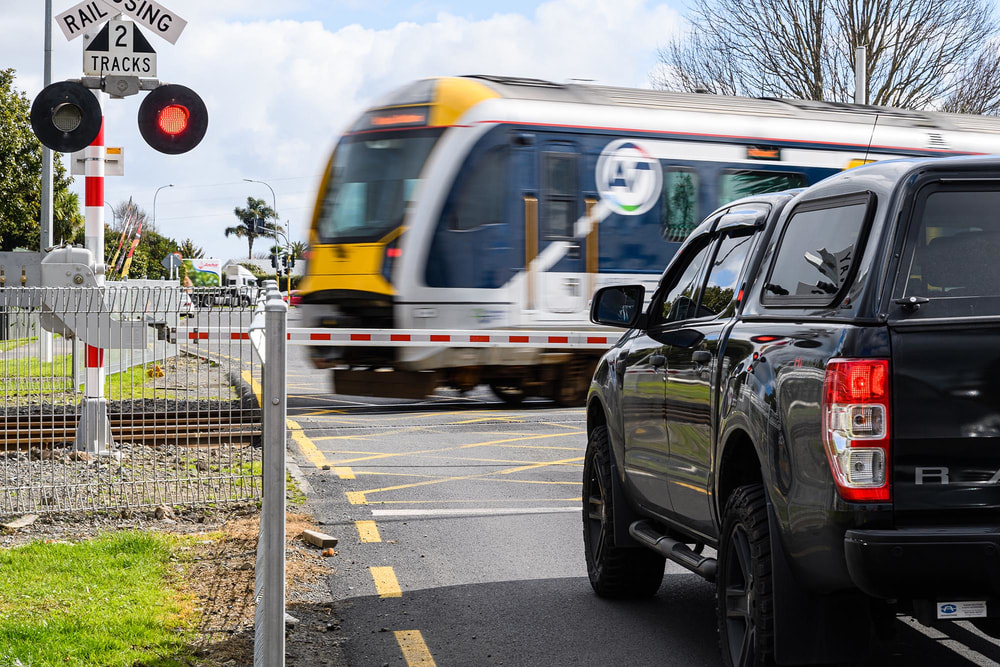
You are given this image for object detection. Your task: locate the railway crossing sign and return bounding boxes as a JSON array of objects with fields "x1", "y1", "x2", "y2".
[
  {"x1": 56, "y1": 0, "x2": 187, "y2": 45},
  {"x1": 84, "y1": 19, "x2": 157, "y2": 77}
]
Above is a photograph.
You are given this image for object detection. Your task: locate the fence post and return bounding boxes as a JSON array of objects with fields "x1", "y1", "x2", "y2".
[{"x1": 256, "y1": 282, "x2": 287, "y2": 666}]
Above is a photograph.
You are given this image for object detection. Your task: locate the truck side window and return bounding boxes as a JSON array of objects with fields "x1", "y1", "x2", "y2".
[
  {"x1": 903, "y1": 189, "x2": 1000, "y2": 298},
  {"x1": 763, "y1": 195, "x2": 871, "y2": 305},
  {"x1": 652, "y1": 241, "x2": 713, "y2": 325},
  {"x1": 699, "y1": 231, "x2": 754, "y2": 318}
]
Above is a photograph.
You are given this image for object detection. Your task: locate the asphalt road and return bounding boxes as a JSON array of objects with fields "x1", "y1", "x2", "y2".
[{"x1": 284, "y1": 341, "x2": 1000, "y2": 667}]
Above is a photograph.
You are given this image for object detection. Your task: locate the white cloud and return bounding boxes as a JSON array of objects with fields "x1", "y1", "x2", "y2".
[{"x1": 2, "y1": 0, "x2": 681, "y2": 261}]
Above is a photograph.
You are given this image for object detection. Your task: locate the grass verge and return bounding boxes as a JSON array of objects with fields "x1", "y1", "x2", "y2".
[{"x1": 0, "y1": 531, "x2": 196, "y2": 666}]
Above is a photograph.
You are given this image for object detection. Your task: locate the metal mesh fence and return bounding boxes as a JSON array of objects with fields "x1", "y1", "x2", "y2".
[{"x1": 0, "y1": 284, "x2": 263, "y2": 516}]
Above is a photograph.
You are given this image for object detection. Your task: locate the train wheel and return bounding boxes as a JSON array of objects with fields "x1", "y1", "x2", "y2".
[
  {"x1": 489, "y1": 382, "x2": 525, "y2": 406},
  {"x1": 554, "y1": 358, "x2": 596, "y2": 407}
]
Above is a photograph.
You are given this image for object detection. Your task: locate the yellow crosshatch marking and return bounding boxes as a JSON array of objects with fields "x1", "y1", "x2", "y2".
[
  {"x1": 334, "y1": 467, "x2": 355, "y2": 479},
  {"x1": 371, "y1": 566, "x2": 402, "y2": 598},
  {"x1": 346, "y1": 491, "x2": 367, "y2": 505},
  {"x1": 353, "y1": 455, "x2": 584, "y2": 501},
  {"x1": 395, "y1": 630, "x2": 436, "y2": 666},
  {"x1": 325, "y1": 431, "x2": 583, "y2": 466},
  {"x1": 356, "y1": 520, "x2": 381, "y2": 542}
]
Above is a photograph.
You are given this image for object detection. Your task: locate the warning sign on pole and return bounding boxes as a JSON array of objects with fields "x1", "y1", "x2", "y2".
[{"x1": 84, "y1": 19, "x2": 157, "y2": 77}]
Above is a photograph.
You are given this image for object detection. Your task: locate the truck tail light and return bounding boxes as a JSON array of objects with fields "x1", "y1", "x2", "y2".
[{"x1": 822, "y1": 359, "x2": 890, "y2": 502}]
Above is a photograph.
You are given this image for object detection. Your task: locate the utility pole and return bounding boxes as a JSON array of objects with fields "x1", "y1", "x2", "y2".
[{"x1": 855, "y1": 45, "x2": 867, "y2": 105}]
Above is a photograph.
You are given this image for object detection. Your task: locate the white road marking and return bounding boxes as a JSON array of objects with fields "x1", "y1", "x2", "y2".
[{"x1": 371, "y1": 507, "x2": 578, "y2": 518}]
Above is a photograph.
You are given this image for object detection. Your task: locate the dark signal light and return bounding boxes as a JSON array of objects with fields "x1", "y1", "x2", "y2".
[
  {"x1": 138, "y1": 84, "x2": 207, "y2": 154},
  {"x1": 30, "y1": 81, "x2": 103, "y2": 153}
]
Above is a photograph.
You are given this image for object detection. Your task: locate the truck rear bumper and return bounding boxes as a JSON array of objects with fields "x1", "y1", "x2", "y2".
[{"x1": 845, "y1": 528, "x2": 1000, "y2": 599}]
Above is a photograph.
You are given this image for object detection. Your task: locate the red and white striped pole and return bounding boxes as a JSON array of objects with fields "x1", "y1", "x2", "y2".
[{"x1": 76, "y1": 91, "x2": 111, "y2": 454}]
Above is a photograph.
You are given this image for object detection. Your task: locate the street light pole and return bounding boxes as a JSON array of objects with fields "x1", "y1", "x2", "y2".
[{"x1": 243, "y1": 178, "x2": 281, "y2": 288}]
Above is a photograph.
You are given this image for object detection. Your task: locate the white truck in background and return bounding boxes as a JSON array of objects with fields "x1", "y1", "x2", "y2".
[{"x1": 184, "y1": 259, "x2": 259, "y2": 307}]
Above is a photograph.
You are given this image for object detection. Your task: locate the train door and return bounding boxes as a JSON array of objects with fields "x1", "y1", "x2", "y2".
[{"x1": 537, "y1": 140, "x2": 588, "y2": 315}]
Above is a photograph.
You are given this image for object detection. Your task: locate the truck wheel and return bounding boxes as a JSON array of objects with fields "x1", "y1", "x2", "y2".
[
  {"x1": 583, "y1": 425, "x2": 665, "y2": 598},
  {"x1": 717, "y1": 484, "x2": 775, "y2": 667}
]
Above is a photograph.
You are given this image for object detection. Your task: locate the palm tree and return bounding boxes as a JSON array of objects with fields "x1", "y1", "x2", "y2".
[
  {"x1": 179, "y1": 238, "x2": 204, "y2": 258},
  {"x1": 290, "y1": 240, "x2": 308, "y2": 259},
  {"x1": 226, "y1": 196, "x2": 277, "y2": 258}
]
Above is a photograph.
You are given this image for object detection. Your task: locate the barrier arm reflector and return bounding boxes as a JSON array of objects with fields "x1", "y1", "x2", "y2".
[{"x1": 175, "y1": 327, "x2": 623, "y2": 349}]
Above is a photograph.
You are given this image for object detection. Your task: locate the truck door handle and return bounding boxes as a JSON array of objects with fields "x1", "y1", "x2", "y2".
[
  {"x1": 692, "y1": 350, "x2": 712, "y2": 364},
  {"x1": 650, "y1": 354, "x2": 666, "y2": 368}
]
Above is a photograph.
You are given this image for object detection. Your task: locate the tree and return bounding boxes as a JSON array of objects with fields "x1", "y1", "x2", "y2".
[
  {"x1": 653, "y1": 0, "x2": 1000, "y2": 114},
  {"x1": 226, "y1": 196, "x2": 277, "y2": 259},
  {"x1": 290, "y1": 240, "x2": 308, "y2": 259},
  {"x1": 104, "y1": 200, "x2": 181, "y2": 280},
  {"x1": 0, "y1": 68, "x2": 84, "y2": 251},
  {"x1": 179, "y1": 238, "x2": 204, "y2": 258}
]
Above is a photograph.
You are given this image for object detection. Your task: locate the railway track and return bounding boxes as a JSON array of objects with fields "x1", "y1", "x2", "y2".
[{"x1": 0, "y1": 409, "x2": 262, "y2": 449}]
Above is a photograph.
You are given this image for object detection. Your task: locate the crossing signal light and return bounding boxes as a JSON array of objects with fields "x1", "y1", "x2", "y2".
[
  {"x1": 138, "y1": 84, "x2": 208, "y2": 154},
  {"x1": 30, "y1": 81, "x2": 103, "y2": 153}
]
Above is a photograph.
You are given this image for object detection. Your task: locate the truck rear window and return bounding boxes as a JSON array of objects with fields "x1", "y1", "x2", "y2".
[
  {"x1": 762, "y1": 194, "x2": 872, "y2": 305},
  {"x1": 903, "y1": 189, "x2": 1000, "y2": 299}
]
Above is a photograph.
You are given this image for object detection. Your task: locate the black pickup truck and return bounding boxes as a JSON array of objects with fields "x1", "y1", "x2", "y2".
[{"x1": 584, "y1": 155, "x2": 1000, "y2": 666}]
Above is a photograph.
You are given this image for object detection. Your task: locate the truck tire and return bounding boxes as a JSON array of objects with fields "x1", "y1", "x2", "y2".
[
  {"x1": 717, "y1": 484, "x2": 775, "y2": 667},
  {"x1": 583, "y1": 425, "x2": 665, "y2": 598}
]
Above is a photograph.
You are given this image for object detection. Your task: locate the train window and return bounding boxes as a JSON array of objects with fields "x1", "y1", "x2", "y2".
[
  {"x1": 661, "y1": 167, "x2": 699, "y2": 241},
  {"x1": 542, "y1": 152, "x2": 579, "y2": 238},
  {"x1": 448, "y1": 146, "x2": 508, "y2": 231},
  {"x1": 719, "y1": 169, "x2": 806, "y2": 206},
  {"x1": 316, "y1": 129, "x2": 443, "y2": 242}
]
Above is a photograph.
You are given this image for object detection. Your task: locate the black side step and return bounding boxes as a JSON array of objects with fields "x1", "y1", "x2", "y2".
[{"x1": 629, "y1": 520, "x2": 717, "y2": 582}]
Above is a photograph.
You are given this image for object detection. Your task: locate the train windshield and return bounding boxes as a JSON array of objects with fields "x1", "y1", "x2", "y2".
[{"x1": 316, "y1": 128, "x2": 444, "y2": 242}]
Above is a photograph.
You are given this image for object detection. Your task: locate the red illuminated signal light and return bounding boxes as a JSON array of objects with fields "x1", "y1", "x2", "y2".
[{"x1": 158, "y1": 104, "x2": 190, "y2": 136}]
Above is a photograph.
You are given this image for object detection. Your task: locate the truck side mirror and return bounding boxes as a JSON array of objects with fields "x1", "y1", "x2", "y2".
[{"x1": 591, "y1": 285, "x2": 645, "y2": 328}]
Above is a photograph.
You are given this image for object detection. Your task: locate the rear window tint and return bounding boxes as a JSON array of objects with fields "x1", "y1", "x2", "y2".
[
  {"x1": 763, "y1": 195, "x2": 871, "y2": 305},
  {"x1": 903, "y1": 190, "x2": 1000, "y2": 298}
]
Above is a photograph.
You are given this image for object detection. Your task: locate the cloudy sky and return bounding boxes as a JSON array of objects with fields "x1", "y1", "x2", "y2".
[{"x1": 3, "y1": 0, "x2": 683, "y2": 261}]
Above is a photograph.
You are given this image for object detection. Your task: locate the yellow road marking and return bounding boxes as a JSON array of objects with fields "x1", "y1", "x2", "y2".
[
  {"x1": 241, "y1": 370, "x2": 261, "y2": 405},
  {"x1": 356, "y1": 520, "x2": 381, "y2": 542},
  {"x1": 357, "y1": 454, "x2": 584, "y2": 499},
  {"x1": 370, "y1": 566, "x2": 402, "y2": 598},
  {"x1": 346, "y1": 491, "x2": 367, "y2": 505},
  {"x1": 395, "y1": 630, "x2": 436, "y2": 666},
  {"x1": 369, "y1": 497, "x2": 583, "y2": 505},
  {"x1": 499, "y1": 456, "x2": 584, "y2": 475},
  {"x1": 334, "y1": 467, "x2": 355, "y2": 479},
  {"x1": 287, "y1": 419, "x2": 328, "y2": 469},
  {"x1": 327, "y1": 431, "x2": 582, "y2": 466},
  {"x1": 293, "y1": 410, "x2": 349, "y2": 417},
  {"x1": 541, "y1": 421, "x2": 587, "y2": 430}
]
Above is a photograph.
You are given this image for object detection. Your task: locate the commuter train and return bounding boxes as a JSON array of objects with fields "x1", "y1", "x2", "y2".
[{"x1": 298, "y1": 74, "x2": 1000, "y2": 404}]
